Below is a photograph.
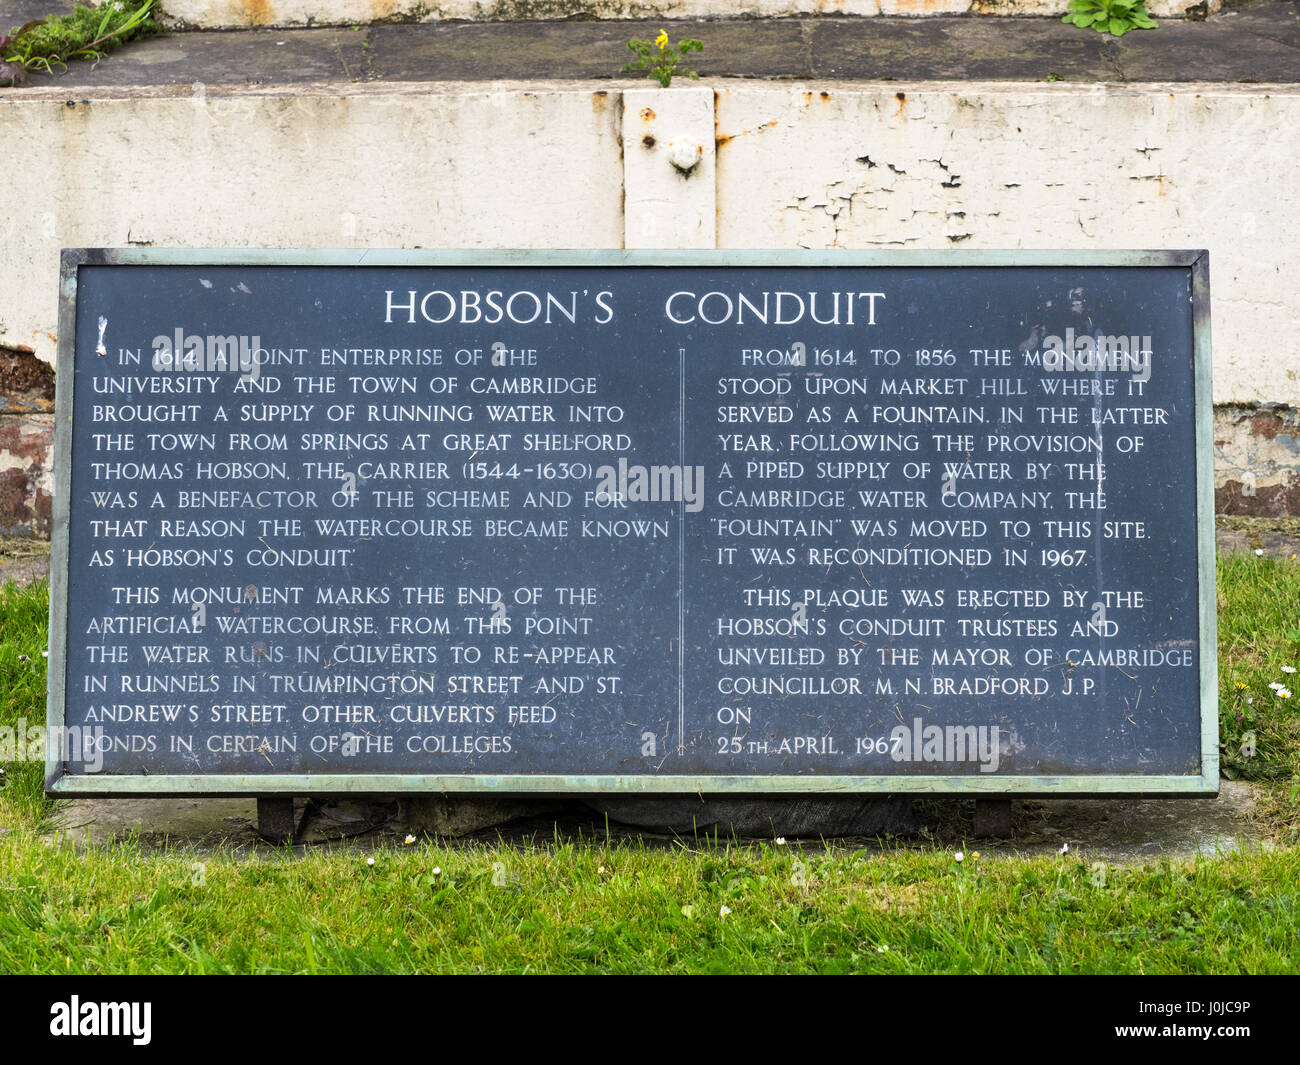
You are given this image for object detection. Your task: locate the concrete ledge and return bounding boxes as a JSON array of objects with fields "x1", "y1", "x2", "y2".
[
  {"x1": 6, "y1": 8, "x2": 1299, "y2": 88},
  {"x1": 39, "y1": 783, "x2": 1269, "y2": 859}
]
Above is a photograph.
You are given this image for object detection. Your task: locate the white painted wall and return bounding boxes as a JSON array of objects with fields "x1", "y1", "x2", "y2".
[
  {"x1": 3, "y1": 79, "x2": 1295, "y2": 407},
  {"x1": 1, "y1": 83, "x2": 624, "y2": 358},
  {"x1": 712, "y1": 83, "x2": 1300, "y2": 408}
]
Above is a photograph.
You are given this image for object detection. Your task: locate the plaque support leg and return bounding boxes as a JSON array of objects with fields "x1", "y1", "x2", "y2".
[
  {"x1": 973, "y1": 799, "x2": 1013, "y2": 838},
  {"x1": 257, "y1": 797, "x2": 296, "y2": 844}
]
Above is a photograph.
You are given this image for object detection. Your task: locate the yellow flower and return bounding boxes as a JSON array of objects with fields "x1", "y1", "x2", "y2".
[{"x1": 655, "y1": 29, "x2": 669, "y2": 50}]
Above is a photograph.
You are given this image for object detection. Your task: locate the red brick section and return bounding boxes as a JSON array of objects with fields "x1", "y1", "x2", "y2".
[
  {"x1": 1216, "y1": 478, "x2": 1300, "y2": 518},
  {"x1": 1215, "y1": 406, "x2": 1300, "y2": 517},
  {"x1": 0, "y1": 344, "x2": 55, "y2": 537}
]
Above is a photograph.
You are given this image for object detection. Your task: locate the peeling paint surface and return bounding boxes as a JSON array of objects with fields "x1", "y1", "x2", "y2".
[{"x1": 713, "y1": 84, "x2": 1300, "y2": 408}]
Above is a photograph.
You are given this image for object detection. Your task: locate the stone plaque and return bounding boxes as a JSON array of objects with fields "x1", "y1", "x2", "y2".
[{"x1": 47, "y1": 250, "x2": 1216, "y2": 796}]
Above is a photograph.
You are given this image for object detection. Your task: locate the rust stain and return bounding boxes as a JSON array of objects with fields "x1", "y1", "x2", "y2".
[
  {"x1": 716, "y1": 119, "x2": 777, "y2": 150},
  {"x1": 898, "y1": 0, "x2": 965, "y2": 11},
  {"x1": 642, "y1": 134, "x2": 656, "y2": 149},
  {"x1": 640, "y1": 107, "x2": 655, "y2": 122},
  {"x1": 819, "y1": 91, "x2": 831, "y2": 101},
  {"x1": 241, "y1": 0, "x2": 274, "y2": 25}
]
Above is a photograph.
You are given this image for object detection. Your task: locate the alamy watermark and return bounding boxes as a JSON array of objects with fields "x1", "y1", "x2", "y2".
[
  {"x1": 1040, "y1": 327, "x2": 1152, "y2": 382},
  {"x1": 50, "y1": 997, "x2": 151, "y2": 1045},
  {"x1": 889, "y1": 718, "x2": 1003, "y2": 773},
  {"x1": 0, "y1": 719, "x2": 105, "y2": 772},
  {"x1": 593, "y1": 457, "x2": 706, "y2": 513},
  {"x1": 151, "y1": 327, "x2": 261, "y2": 381}
]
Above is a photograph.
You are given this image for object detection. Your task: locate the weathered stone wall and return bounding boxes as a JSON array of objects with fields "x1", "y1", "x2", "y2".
[
  {"x1": 2, "y1": 78, "x2": 1297, "y2": 530},
  {"x1": 1214, "y1": 406, "x2": 1300, "y2": 517},
  {"x1": 158, "y1": 0, "x2": 1219, "y2": 30}
]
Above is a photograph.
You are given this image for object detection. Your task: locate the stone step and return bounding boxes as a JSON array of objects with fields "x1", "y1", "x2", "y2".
[{"x1": 7, "y1": 6, "x2": 1299, "y2": 88}]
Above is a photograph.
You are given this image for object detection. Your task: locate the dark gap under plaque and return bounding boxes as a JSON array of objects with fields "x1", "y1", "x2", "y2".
[{"x1": 46, "y1": 250, "x2": 1217, "y2": 802}]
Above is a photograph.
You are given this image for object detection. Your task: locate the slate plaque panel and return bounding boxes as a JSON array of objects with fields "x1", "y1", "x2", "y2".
[{"x1": 47, "y1": 251, "x2": 1216, "y2": 795}]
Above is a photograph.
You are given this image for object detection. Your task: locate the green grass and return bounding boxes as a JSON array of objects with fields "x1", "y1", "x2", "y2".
[
  {"x1": 1, "y1": 557, "x2": 1299, "y2": 974},
  {"x1": 1217, "y1": 553, "x2": 1300, "y2": 839},
  {"x1": 2, "y1": 0, "x2": 159, "y2": 79},
  {"x1": 0, "y1": 579, "x2": 49, "y2": 827},
  {"x1": 1, "y1": 829, "x2": 1297, "y2": 974}
]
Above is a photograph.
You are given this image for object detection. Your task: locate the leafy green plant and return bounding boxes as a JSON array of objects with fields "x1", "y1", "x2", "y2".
[
  {"x1": 1, "y1": 0, "x2": 159, "y2": 84},
  {"x1": 0, "y1": 21, "x2": 46, "y2": 84},
  {"x1": 622, "y1": 29, "x2": 702, "y2": 88},
  {"x1": 1062, "y1": 0, "x2": 1156, "y2": 35}
]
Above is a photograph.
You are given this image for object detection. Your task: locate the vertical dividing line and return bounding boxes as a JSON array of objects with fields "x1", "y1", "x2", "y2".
[{"x1": 678, "y1": 345, "x2": 686, "y2": 756}]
